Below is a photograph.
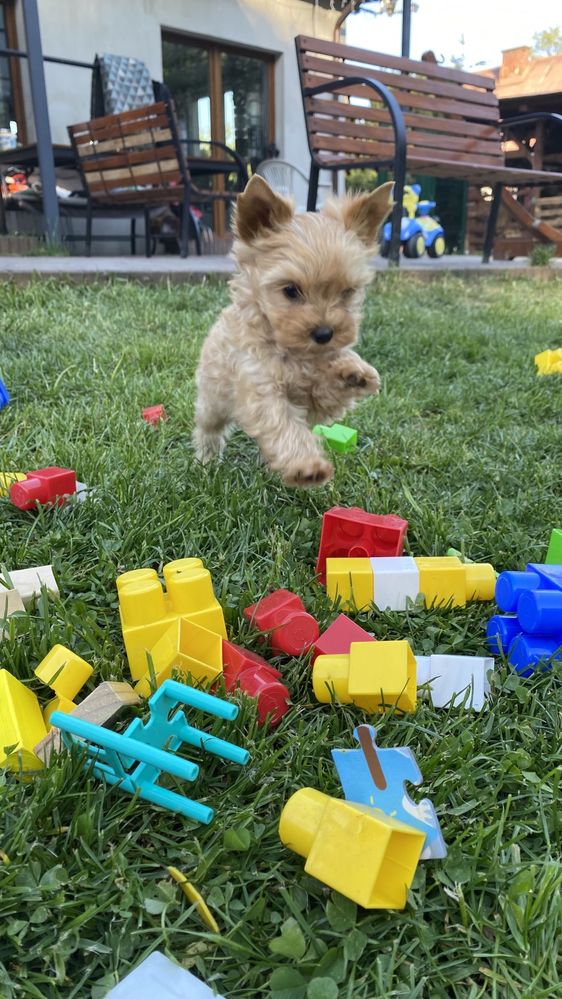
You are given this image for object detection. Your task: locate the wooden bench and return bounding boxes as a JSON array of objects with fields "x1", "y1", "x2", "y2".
[{"x1": 295, "y1": 35, "x2": 562, "y2": 264}]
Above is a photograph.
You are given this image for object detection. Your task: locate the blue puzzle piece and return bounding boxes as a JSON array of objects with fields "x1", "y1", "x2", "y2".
[
  {"x1": 332, "y1": 725, "x2": 446, "y2": 860},
  {"x1": 0, "y1": 377, "x2": 10, "y2": 410}
]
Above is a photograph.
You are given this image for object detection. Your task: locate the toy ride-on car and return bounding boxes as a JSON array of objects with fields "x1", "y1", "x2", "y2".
[{"x1": 380, "y1": 184, "x2": 446, "y2": 259}]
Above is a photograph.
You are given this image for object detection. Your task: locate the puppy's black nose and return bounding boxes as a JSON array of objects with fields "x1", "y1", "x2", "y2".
[{"x1": 311, "y1": 326, "x2": 334, "y2": 345}]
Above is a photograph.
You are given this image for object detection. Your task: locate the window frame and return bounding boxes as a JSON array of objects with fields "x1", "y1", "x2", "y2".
[{"x1": 1, "y1": 0, "x2": 26, "y2": 143}]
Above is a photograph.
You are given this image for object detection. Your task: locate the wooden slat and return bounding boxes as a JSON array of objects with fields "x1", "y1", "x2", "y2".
[
  {"x1": 301, "y1": 54, "x2": 497, "y2": 109},
  {"x1": 87, "y1": 165, "x2": 182, "y2": 194},
  {"x1": 311, "y1": 133, "x2": 502, "y2": 167},
  {"x1": 72, "y1": 117, "x2": 170, "y2": 148},
  {"x1": 93, "y1": 187, "x2": 184, "y2": 205},
  {"x1": 81, "y1": 144, "x2": 178, "y2": 173},
  {"x1": 305, "y1": 97, "x2": 501, "y2": 142},
  {"x1": 307, "y1": 114, "x2": 503, "y2": 160},
  {"x1": 538, "y1": 194, "x2": 562, "y2": 206},
  {"x1": 296, "y1": 35, "x2": 496, "y2": 91},
  {"x1": 69, "y1": 102, "x2": 168, "y2": 135},
  {"x1": 303, "y1": 74, "x2": 500, "y2": 123}
]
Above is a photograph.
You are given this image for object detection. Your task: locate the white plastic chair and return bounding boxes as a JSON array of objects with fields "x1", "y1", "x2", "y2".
[{"x1": 256, "y1": 159, "x2": 334, "y2": 212}]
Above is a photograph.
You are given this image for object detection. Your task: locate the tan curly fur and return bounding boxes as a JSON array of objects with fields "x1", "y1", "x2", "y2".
[{"x1": 193, "y1": 176, "x2": 393, "y2": 487}]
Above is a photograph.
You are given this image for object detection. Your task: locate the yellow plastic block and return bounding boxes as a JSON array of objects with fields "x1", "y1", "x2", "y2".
[
  {"x1": 279, "y1": 788, "x2": 424, "y2": 909},
  {"x1": 325, "y1": 558, "x2": 373, "y2": 612},
  {"x1": 134, "y1": 618, "x2": 223, "y2": 698},
  {"x1": 535, "y1": 348, "x2": 562, "y2": 375},
  {"x1": 43, "y1": 694, "x2": 76, "y2": 728},
  {"x1": 348, "y1": 640, "x2": 416, "y2": 712},
  {"x1": 117, "y1": 558, "x2": 226, "y2": 681},
  {"x1": 313, "y1": 641, "x2": 416, "y2": 713},
  {"x1": 414, "y1": 556, "x2": 466, "y2": 608},
  {"x1": 0, "y1": 669, "x2": 46, "y2": 772},
  {"x1": 34, "y1": 645, "x2": 93, "y2": 699},
  {"x1": 0, "y1": 472, "x2": 26, "y2": 497},
  {"x1": 464, "y1": 563, "x2": 496, "y2": 602}
]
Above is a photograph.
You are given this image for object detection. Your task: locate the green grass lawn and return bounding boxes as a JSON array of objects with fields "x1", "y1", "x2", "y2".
[{"x1": 1, "y1": 275, "x2": 562, "y2": 999}]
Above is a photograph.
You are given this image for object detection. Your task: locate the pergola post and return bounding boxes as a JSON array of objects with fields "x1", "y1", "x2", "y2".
[
  {"x1": 21, "y1": 0, "x2": 59, "y2": 242},
  {"x1": 401, "y1": 0, "x2": 412, "y2": 58}
]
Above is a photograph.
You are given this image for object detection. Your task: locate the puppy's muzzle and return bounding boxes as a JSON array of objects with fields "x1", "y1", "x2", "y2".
[{"x1": 311, "y1": 326, "x2": 334, "y2": 345}]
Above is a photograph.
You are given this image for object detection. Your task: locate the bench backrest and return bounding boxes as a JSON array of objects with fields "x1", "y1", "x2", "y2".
[
  {"x1": 68, "y1": 101, "x2": 188, "y2": 202},
  {"x1": 296, "y1": 35, "x2": 504, "y2": 170}
]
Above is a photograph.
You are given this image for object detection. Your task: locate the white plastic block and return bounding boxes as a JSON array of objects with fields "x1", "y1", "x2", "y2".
[
  {"x1": 370, "y1": 556, "x2": 419, "y2": 611},
  {"x1": 426, "y1": 654, "x2": 493, "y2": 712},
  {"x1": 107, "y1": 952, "x2": 226, "y2": 998},
  {"x1": 8, "y1": 566, "x2": 59, "y2": 607},
  {"x1": 0, "y1": 587, "x2": 26, "y2": 637},
  {"x1": 415, "y1": 655, "x2": 432, "y2": 692}
]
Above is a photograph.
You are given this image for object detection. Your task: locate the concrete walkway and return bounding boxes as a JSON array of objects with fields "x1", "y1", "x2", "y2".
[{"x1": 1, "y1": 253, "x2": 561, "y2": 282}]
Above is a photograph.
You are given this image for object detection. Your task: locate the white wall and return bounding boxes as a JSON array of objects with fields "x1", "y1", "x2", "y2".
[{"x1": 24, "y1": 0, "x2": 336, "y2": 187}]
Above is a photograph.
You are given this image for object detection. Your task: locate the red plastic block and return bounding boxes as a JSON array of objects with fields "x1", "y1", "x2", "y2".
[
  {"x1": 222, "y1": 640, "x2": 282, "y2": 687},
  {"x1": 244, "y1": 589, "x2": 319, "y2": 656},
  {"x1": 312, "y1": 613, "x2": 376, "y2": 663},
  {"x1": 142, "y1": 405, "x2": 168, "y2": 425},
  {"x1": 316, "y1": 507, "x2": 408, "y2": 584},
  {"x1": 222, "y1": 641, "x2": 289, "y2": 727},
  {"x1": 10, "y1": 467, "x2": 77, "y2": 510}
]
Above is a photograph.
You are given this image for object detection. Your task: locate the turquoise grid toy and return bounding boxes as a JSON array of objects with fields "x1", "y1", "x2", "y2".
[{"x1": 51, "y1": 679, "x2": 249, "y2": 823}]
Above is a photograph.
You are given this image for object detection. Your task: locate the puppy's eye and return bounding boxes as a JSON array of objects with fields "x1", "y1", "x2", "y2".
[
  {"x1": 342, "y1": 287, "x2": 357, "y2": 301},
  {"x1": 282, "y1": 283, "x2": 303, "y2": 301}
]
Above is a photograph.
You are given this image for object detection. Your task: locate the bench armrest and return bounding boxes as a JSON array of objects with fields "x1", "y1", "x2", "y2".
[
  {"x1": 303, "y1": 74, "x2": 407, "y2": 172},
  {"x1": 180, "y1": 138, "x2": 248, "y2": 187}
]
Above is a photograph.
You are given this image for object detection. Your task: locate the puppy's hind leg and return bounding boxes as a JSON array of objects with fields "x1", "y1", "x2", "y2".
[{"x1": 193, "y1": 386, "x2": 232, "y2": 463}]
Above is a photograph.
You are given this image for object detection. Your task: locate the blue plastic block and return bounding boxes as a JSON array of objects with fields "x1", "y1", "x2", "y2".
[
  {"x1": 486, "y1": 615, "x2": 521, "y2": 655},
  {"x1": 332, "y1": 725, "x2": 446, "y2": 861},
  {"x1": 527, "y1": 563, "x2": 562, "y2": 594},
  {"x1": 0, "y1": 378, "x2": 10, "y2": 410},
  {"x1": 51, "y1": 679, "x2": 249, "y2": 822},
  {"x1": 495, "y1": 570, "x2": 540, "y2": 612},
  {"x1": 507, "y1": 635, "x2": 562, "y2": 677},
  {"x1": 107, "y1": 952, "x2": 225, "y2": 999},
  {"x1": 518, "y1": 589, "x2": 562, "y2": 637}
]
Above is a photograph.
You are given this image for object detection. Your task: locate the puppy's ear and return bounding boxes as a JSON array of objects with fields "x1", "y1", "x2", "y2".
[
  {"x1": 234, "y1": 175, "x2": 294, "y2": 243},
  {"x1": 323, "y1": 181, "x2": 394, "y2": 246}
]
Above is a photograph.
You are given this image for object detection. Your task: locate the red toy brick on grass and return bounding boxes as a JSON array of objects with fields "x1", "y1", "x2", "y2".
[
  {"x1": 316, "y1": 507, "x2": 408, "y2": 584},
  {"x1": 222, "y1": 640, "x2": 290, "y2": 727},
  {"x1": 243, "y1": 589, "x2": 319, "y2": 656},
  {"x1": 312, "y1": 613, "x2": 376, "y2": 663},
  {"x1": 142, "y1": 405, "x2": 168, "y2": 425},
  {"x1": 9, "y1": 467, "x2": 77, "y2": 510}
]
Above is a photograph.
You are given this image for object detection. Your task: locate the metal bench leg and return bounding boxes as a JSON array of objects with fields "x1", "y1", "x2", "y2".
[
  {"x1": 86, "y1": 200, "x2": 93, "y2": 257},
  {"x1": 130, "y1": 217, "x2": 136, "y2": 256},
  {"x1": 482, "y1": 183, "x2": 503, "y2": 263},
  {"x1": 144, "y1": 206, "x2": 152, "y2": 258},
  {"x1": 307, "y1": 163, "x2": 320, "y2": 212}
]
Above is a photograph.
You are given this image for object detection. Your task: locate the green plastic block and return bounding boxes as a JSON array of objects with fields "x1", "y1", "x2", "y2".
[
  {"x1": 546, "y1": 529, "x2": 562, "y2": 565},
  {"x1": 313, "y1": 423, "x2": 357, "y2": 454}
]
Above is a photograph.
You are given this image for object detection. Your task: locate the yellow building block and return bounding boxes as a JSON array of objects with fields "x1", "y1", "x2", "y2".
[
  {"x1": 117, "y1": 558, "x2": 226, "y2": 681},
  {"x1": 279, "y1": 787, "x2": 424, "y2": 909},
  {"x1": 0, "y1": 472, "x2": 26, "y2": 497},
  {"x1": 325, "y1": 558, "x2": 373, "y2": 612},
  {"x1": 134, "y1": 618, "x2": 223, "y2": 698},
  {"x1": 348, "y1": 640, "x2": 416, "y2": 712},
  {"x1": 313, "y1": 640, "x2": 416, "y2": 713},
  {"x1": 535, "y1": 348, "x2": 562, "y2": 375},
  {"x1": 414, "y1": 556, "x2": 466, "y2": 608},
  {"x1": 0, "y1": 669, "x2": 46, "y2": 772},
  {"x1": 464, "y1": 563, "x2": 496, "y2": 602},
  {"x1": 34, "y1": 645, "x2": 93, "y2": 699},
  {"x1": 43, "y1": 694, "x2": 76, "y2": 728}
]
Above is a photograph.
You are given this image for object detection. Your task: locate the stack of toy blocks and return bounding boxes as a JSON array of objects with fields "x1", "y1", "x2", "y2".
[
  {"x1": 312, "y1": 614, "x2": 493, "y2": 712},
  {"x1": 326, "y1": 554, "x2": 496, "y2": 612},
  {"x1": 487, "y1": 562, "x2": 562, "y2": 676},
  {"x1": 316, "y1": 506, "x2": 408, "y2": 584}
]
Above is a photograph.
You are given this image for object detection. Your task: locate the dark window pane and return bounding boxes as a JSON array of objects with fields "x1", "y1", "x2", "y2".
[
  {"x1": 162, "y1": 39, "x2": 211, "y2": 154},
  {"x1": 221, "y1": 52, "x2": 268, "y2": 168}
]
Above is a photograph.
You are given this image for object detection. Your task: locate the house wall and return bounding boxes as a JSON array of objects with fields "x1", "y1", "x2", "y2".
[{"x1": 21, "y1": 0, "x2": 336, "y2": 187}]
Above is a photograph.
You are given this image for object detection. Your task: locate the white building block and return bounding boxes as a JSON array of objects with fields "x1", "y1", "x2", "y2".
[
  {"x1": 370, "y1": 556, "x2": 420, "y2": 611},
  {"x1": 425, "y1": 655, "x2": 493, "y2": 712},
  {"x1": 107, "y1": 952, "x2": 226, "y2": 999},
  {"x1": 415, "y1": 655, "x2": 432, "y2": 693},
  {"x1": 0, "y1": 587, "x2": 26, "y2": 638},
  {"x1": 8, "y1": 566, "x2": 59, "y2": 607}
]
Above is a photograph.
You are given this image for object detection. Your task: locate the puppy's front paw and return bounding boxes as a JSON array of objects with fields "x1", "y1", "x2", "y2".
[
  {"x1": 193, "y1": 428, "x2": 225, "y2": 463},
  {"x1": 333, "y1": 357, "x2": 381, "y2": 395},
  {"x1": 282, "y1": 456, "x2": 334, "y2": 489}
]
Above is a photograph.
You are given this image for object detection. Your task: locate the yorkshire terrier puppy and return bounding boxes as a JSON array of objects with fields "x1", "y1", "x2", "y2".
[{"x1": 193, "y1": 176, "x2": 393, "y2": 487}]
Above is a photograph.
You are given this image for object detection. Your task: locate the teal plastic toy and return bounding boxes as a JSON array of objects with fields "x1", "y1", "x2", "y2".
[{"x1": 51, "y1": 679, "x2": 249, "y2": 823}]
